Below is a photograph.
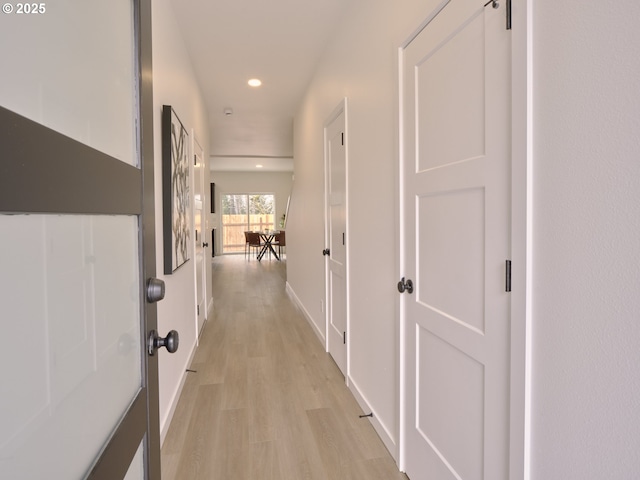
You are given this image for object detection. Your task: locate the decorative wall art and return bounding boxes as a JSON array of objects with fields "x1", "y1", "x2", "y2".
[{"x1": 162, "y1": 105, "x2": 190, "y2": 274}]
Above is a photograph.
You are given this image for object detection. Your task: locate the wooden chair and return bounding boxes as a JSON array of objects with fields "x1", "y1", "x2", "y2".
[
  {"x1": 243, "y1": 231, "x2": 251, "y2": 259},
  {"x1": 245, "y1": 231, "x2": 263, "y2": 260},
  {"x1": 274, "y1": 230, "x2": 286, "y2": 258}
]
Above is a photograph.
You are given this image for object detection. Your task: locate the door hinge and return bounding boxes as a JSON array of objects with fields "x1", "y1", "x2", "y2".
[
  {"x1": 194, "y1": 154, "x2": 197, "y2": 166},
  {"x1": 197, "y1": 305, "x2": 200, "y2": 315},
  {"x1": 342, "y1": 232, "x2": 345, "y2": 245},
  {"x1": 505, "y1": 260, "x2": 512, "y2": 292},
  {"x1": 341, "y1": 132, "x2": 344, "y2": 146},
  {"x1": 343, "y1": 331, "x2": 346, "y2": 344},
  {"x1": 484, "y1": 0, "x2": 511, "y2": 30}
]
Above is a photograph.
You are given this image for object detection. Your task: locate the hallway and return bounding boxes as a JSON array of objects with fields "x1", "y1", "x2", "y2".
[{"x1": 161, "y1": 255, "x2": 407, "y2": 479}]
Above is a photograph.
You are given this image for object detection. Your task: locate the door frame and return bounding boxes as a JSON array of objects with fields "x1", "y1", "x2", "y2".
[
  {"x1": 192, "y1": 133, "x2": 207, "y2": 339},
  {"x1": 140, "y1": 0, "x2": 162, "y2": 474},
  {"x1": 0, "y1": 0, "x2": 161, "y2": 477},
  {"x1": 396, "y1": 2, "x2": 531, "y2": 478},
  {"x1": 323, "y1": 98, "x2": 350, "y2": 381}
]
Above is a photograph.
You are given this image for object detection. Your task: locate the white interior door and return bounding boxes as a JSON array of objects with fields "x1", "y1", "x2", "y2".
[
  {"x1": 0, "y1": 1, "x2": 163, "y2": 478},
  {"x1": 325, "y1": 105, "x2": 348, "y2": 377},
  {"x1": 193, "y1": 137, "x2": 206, "y2": 336},
  {"x1": 401, "y1": 1, "x2": 511, "y2": 479}
]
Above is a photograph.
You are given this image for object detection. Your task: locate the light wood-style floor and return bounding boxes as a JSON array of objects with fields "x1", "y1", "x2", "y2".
[{"x1": 161, "y1": 254, "x2": 408, "y2": 480}]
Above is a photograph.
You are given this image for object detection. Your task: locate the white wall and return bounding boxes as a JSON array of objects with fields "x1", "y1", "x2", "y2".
[
  {"x1": 210, "y1": 171, "x2": 293, "y2": 255},
  {"x1": 151, "y1": 0, "x2": 211, "y2": 441},
  {"x1": 288, "y1": 0, "x2": 449, "y2": 456},
  {"x1": 291, "y1": 0, "x2": 640, "y2": 474},
  {"x1": 531, "y1": 1, "x2": 640, "y2": 477}
]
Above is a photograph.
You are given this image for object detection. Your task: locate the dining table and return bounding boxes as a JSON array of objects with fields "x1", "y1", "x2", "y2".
[{"x1": 257, "y1": 230, "x2": 280, "y2": 261}]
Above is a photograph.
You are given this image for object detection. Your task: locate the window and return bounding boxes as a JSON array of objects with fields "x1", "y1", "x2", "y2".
[{"x1": 221, "y1": 194, "x2": 275, "y2": 253}]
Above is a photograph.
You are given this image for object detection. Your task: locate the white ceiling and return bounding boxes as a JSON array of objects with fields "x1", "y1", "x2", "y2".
[{"x1": 170, "y1": 0, "x2": 351, "y2": 172}]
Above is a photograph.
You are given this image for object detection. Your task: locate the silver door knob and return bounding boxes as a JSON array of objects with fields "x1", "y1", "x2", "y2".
[
  {"x1": 148, "y1": 329, "x2": 179, "y2": 355},
  {"x1": 146, "y1": 278, "x2": 165, "y2": 303}
]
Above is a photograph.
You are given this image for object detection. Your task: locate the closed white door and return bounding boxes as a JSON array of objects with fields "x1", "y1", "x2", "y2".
[
  {"x1": 401, "y1": 1, "x2": 511, "y2": 479},
  {"x1": 325, "y1": 105, "x2": 347, "y2": 377},
  {"x1": 0, "y1": 1, "x2": 165, "y2": 478},
  {"x1": 193, "y1": 137, "x2": 207, "y2": 336}
]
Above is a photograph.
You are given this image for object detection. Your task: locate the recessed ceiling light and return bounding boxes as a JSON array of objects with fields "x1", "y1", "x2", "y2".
[
  {"x1": 256, "y1": 164, "x2": 263, "y2": 168},
  {"x1": 248, "y1": 78, "x2": 262, "y2": 87}
]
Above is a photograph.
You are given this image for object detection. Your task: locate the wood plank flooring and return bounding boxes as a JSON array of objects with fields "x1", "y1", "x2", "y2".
[{"x1": 161, "y1": 255, "x2": 408, "y2": 480}]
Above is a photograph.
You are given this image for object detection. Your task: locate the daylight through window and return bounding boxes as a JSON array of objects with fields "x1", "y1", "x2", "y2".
[{"x1": 221, "y1": 194, "x2": 275, "y2": 253}]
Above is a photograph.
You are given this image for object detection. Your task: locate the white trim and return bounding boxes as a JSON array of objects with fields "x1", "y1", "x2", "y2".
[
  {"x1": 396, "y1": 41, "x2": 408, "y2": 472},
  {"x1": 322, "y1": 99, "x2": 350, "y2": 379},
  {"x1": 348, "y1": 378, "x2": 398, "y2": 464},
  {"x1": 344, "y1": 99, "x2": 350, "y2": 385},
  {"x1": 285, "y1": 281, "x2": 326, "y2": 344},
  {"x1": 160, "y1": 337, "x2": 198, "y2": 446},
  {"x1": 509, "y1": 1, "x2": 533, "y2": 478},
  {"x1": 192, "y1": 131, "x2": 205, "y2": 346},
  {"x1": 323, "y1": 113, "x2": 330, "y2": 351}
]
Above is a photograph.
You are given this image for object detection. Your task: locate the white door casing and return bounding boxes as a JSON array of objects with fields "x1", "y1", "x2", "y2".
[
  {"x1": 325, "y1": 102, "x2": 348, "y2": 378},
  {"x1": 400, "y1": 1, "x2": 512, "y2": 479},
  {"x1": 193, "y1": 135, "x2": 206, "y2": 337}
]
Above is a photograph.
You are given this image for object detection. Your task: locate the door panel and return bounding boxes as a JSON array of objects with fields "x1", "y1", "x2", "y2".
[
  {"x1": 0, "y1": 0, "x2": 137, "y2": 165},
  {"x1": 417, "y1": 188, "x2": 485, "y2": 334},
  {"x1": 0, "y1": 215, "x2": 142, "y2": 479},
  {"x1": 0, "y1": 0, "x2": 160, "y2": 478},
  {"x1": 416, "y1": 11, "x2": 486, "y2": 171},
  {"x1": 326, "y1": 107, "x2": 347, "y2": 377},
  {"x1": 193, "y1": 138, "x2": 206, "y2": 335},
  {"x1": 402, "y1": 1, "x2": 511, "y2": 479},
  {"x1": 329, "y1": 267, "x2": 346, "y2": 358},
  {"x1": 416, "y1": 328, "x2": 484, "y2": 480}
]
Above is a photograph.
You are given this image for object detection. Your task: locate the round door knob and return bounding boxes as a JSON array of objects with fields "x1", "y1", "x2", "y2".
[
  {"x1": 397, "y1": 277, "x2": 414, "y2": 294},
  {"x1": 148, "y1": 329, "x2": 179, "y2": 356},
  {"x1": 146, "y1": 278, "x2": 165, "y2": 303}
]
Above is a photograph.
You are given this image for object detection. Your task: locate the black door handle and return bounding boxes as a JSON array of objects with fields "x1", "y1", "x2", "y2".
[
  {"x1": 397, "y1": 277, "x2": 414, "y2": 294},
  {"x1": 322, "y1": 248, "x2": 330, "y2": 256},
  {"x1": 203, "y1": 242, "x2": 209, "y2": 247}
]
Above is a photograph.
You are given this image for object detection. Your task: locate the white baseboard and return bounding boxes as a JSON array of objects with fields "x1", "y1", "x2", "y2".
[
  {"x1": 160, "y1": 340, "x2": 197, "y2": 446},
  {"x1": 285, "y1": 281, "x2": 326, "y2": 345},
  {"x1": 348, "y1": 377, "x2": 399, "y2": 463},
  {"x1": 284, "y1": 282, "x2": 397, "y2": 462}
]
